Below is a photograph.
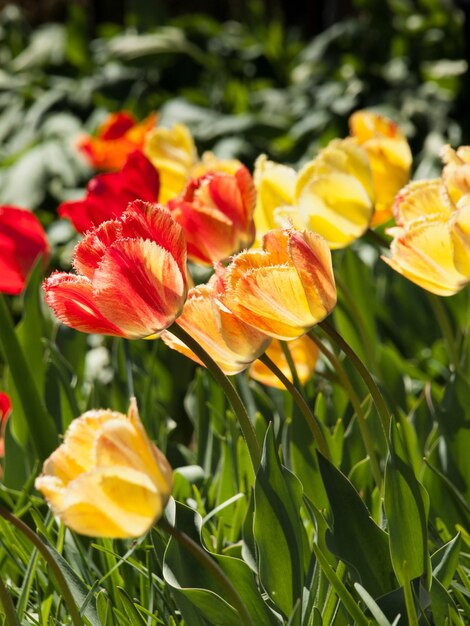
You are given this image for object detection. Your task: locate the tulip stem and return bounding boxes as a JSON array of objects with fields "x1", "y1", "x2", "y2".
[
  {"x1": 280, "y1": 341, "x2": 304, "y2": 392},
  {"x1": 307, "y1": 333, "x2": 383, "y2": 488},
  {"x1": 427, "y1": 293, "x2": 460, "y2": 371},
  {"x1": 167, "y1": 323, "x2": 261, "y2": 469},
  {"x1": 0, "y1": 506, "x2": 83, "y2": 626},
  {"x1": 259, "y1": 353, "x2": 331, "y2": 460},
  {"x1": 315, "y1": 320, "x2": 392, "y2": 441},
  {"x1": 159, "y1": 518, "x2": 255, "y2": 626}
]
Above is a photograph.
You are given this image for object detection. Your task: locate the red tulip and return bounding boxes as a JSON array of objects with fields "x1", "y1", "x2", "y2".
[
  {"x1": 0, "y1": 205, "x2": 50, "y2": 295},
  {"x1": 0, "y1": 393, "x2": 11, "y2": 424},
  {"x1": 169, "y1": 165, "x2": 256, "y2": 265},
  {"x1": 44, "y1": 201, "x2": 187, "y2": 338},
  {"x1": 59, "y1": 151, "x2": 160, "y2": 233}
]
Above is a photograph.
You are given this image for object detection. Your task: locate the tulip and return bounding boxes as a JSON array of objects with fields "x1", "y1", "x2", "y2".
[
  {"x1": 44, "y1": 201, "x2": 187, "y2": 338},
  {"x1": 35, "y1": 399, "x2": 173, "y2": 538},
  {"x1": 221, "y1": 228, "x2": 337, "y2": 340},
  {"x1": 162, "y1": 267, "x2": 271, "y2": 375},
  {"x1": 441, "y1": 145, "x2": 470, "y2": 204},
  {"x1": 169, "y1": 166, "x2": 256, "y2": 265},
  {"x1": 249, "y1": 336, "x2": 319, "y2": 389},
  {"x1": 0, "y1": 205, "x2": 50, "y2": 295},
  {"x1": 79, "y1": 111, "x2": 157, "y2": 171},
  {"x1": 253, "y1": 154, "x2": 297, "y2": 242},
  {"x1": 349, "y1": 110, "x2": 412, "y2": 225},
  {"x1": 292, "y1": 138, "x2": 375, "y2": 249},
  {"x1": 451, "y1": 199, "x2": 470, "y2": 277},
  {"x1": 144, "y1": 124, "x2": 198, "y2": 204},
  {"x1": 0, "y1": 392, "x2": 11, "y2": 460},
  {"x1": 383, "y1": 217, "x2": 468, "y2": 296},
  {"x1": 59, "y1": 150, "x2": 160, "y2": 233}
]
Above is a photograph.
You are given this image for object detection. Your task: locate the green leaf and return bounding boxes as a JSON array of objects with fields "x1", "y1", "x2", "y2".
[
  {"x1": 317, "y1": 453, "x2": 396, "y2": 598},
  {"x1": 431, "y1": 533, "x2": 461, "y2": 589},
  {"x1": 430, "y1": 576, "x2": 462, "y2": 625},
  {"x1": 384, "y1": 421, "x2": 430, "y2": 587},
  {"x1": 253, "y1": 425, "x2": 307, "y2": 616},
  {"x1": 116, "y1": 587, "x2": 146, "y2": 626}
]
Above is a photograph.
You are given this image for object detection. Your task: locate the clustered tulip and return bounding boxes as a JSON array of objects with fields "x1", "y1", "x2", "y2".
[{"x1": 35, "y1": 399, "x2": 173, "y2": 538}]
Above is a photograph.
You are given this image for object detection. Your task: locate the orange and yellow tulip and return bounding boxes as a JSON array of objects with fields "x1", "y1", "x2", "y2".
[
  {"x1": 349, "y1": 110, "x2": 412, "y2": 225},
  {"x1": 44, "y1": 201, "x2": 187, "y2": 338},
  {"x1": 221, "y1": 228, "x2": 336, "y2": 340},
  {"x1": 249, "y1": 336, "x2": 319, "y2": 389},
  {"x1": 79, "y1": 111, "x2": 157, "y2": 171},
  {"x1": 35, "y1": 399, "x2": 173, "y2": 538},
  {"x1": 162, "y1": 268, "x2": 270, "y2": 375},
  {"x1": 441, "y1": 145, "x2": 470, "y2": 204},
  {"x1": 169, "y1": 166, "x2": 256, "y2": 265}
]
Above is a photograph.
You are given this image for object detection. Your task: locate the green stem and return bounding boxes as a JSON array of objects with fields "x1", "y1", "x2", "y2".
[
  {"x1": 0, "y1": 295, "x2": 57, "y2": 459},
  {"x1": 0, "y1": 506, "x2": 83, "y2": 626},
  {"x1": 167, "y1": 323, "x2": 261, "y2": 469},
  {"x1": 280, "y1": 341, "x2": 304, "y2": 392},
  {"x1": 310, "y1": 543, "x2": 369, "y2": 626},
  {"x1": 159, "y1": 518, "x2": 255, "y2": 626},
  {"x1": 365, "y1": 228, "x2": 390, "y2": 248},
  {"x1": 427, "y1": 293, "x2": 460, "y2": 371},
  {"x1": 258, "y1": 353, "x2": 331, "y2": 460},
  {"x1": 308, "y1": 333, "x2": 383, "y2": 488},
  {"x1": 0, "y1": 575, "x2": 21, "y2": 626},
  {"x1": 316, "y1": 319, "x2": 392, "y2": 441}
]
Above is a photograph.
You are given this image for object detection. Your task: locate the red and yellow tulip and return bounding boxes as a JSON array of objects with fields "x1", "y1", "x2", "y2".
[{"x1": 44, "y1": 201, "x2": 187, "y2": 338}]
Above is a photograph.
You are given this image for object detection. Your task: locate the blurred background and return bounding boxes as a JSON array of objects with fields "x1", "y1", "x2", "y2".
[{"x1": 0, "y1": 0, "x2": 467, "y2": 214}]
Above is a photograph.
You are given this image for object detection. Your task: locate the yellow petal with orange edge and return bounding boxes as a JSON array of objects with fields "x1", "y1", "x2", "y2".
[
  {"x1": 394, "y1": 179, "x2": 454, "y2": 227},
  {"x1": 144, "y1": 124, "x2": 197, "y2": 203},
  {"x1": 227, "y1": 265, "x2": 318, "y2": 340},
  {"x1": 383, "y1": 218, "x2": 468, "y2": 296},
  {"x1": 442, "y1": 145, "x2": 470, "y2": 204},
  {"x1": 451, "y1": 199, "x2": 470, "y2": 277},
  {"x1": 250, "y1": 336, "x2": 319, "y2": 389},
  {"x1": 253, "y1": 155, "x2": 296, "y2": 243}
]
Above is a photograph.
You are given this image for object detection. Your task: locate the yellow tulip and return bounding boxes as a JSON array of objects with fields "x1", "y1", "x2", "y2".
[
  {"x1": 393, "y1": 179, "x2": 453, "y2": 227},
  {"x1": 441, "y1": 145, "x2": 470, "y2": 204},
  {"x1": 35, "y1": 400, "x2": 173, "y2": 538},
  {"x1": 253, "y1": 154, "x2": 297, "y2": 243},
  {"x1": 349, "y1": 110, "x2": 412, "y2": 225},
  {"x1": 451, "y1": 198, "x2": 470, "y2": 277},
  {"x1": 249, "y1": 336, "x2": 319, "y2": 389},
  {"x1": 293, "y1": 138, "x2": 375, "y2": 249},
  {"x1": 144, "y1": 123, "x2": 198, "y2": 204}
]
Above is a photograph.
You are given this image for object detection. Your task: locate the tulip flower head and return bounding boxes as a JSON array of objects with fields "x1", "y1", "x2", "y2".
[
  {"x1": 441, "y1": 144, "x2": 470, "y2": 204},
  {"x1": 79, "y1": 111, "x2": 157, "y2": 171},
  {"x1": 59, "y1": 151, "x2": 160, "y2": 233},
  {"x1": 35, "y1": 399, "x2": 173, "y2": 538},
  {"x1": 221, "y1": 227, "x2": 337, "y2": 340},
  {"x1": 249, "y1": 336, "x2": 319, "y2": 389},
  {"x1": 44, "y1": 201, "x2": 188, "y2": 338},
  {"x1": 162, "y1": 267, "x2": 271, "y2": 375},
  {"x1": 0, "y1": 205, "x2": 50, "y2": 295},
  {"x1": 383, "y1": 181, "x2": 468, "y2": 296},
  {"x1": 349, "y1": 110, "x2": 412, "y2": 225},
  {"x1": 169, "y1": 166, "x2": 256, "y2": 265}
]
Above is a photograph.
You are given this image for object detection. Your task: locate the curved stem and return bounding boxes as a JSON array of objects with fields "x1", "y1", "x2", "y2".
[
  {"x1": 307, "y1": 333, "x2": 383, "y2": 488},
  {"x1": 258, "y1": 353, "x2": 331, "y2": 460},
  {"x1": 316, "y1": 320, "x2": 392, "y2": 442},
  {"x1": 280, "y1": 341, "x2": 303, "y2": 392},
  {"x1": 427, "y1": 293, "x2": 460, "y2": 371},
  {"x1": 159, "y1": 518, "x2": 255, "y2": 626},
  {"x1": 0, "y1": 506, "x2": 83, "y2": 626},
  {"x1": 167, "y1": 323, "x2": 261, "y2": 469}
]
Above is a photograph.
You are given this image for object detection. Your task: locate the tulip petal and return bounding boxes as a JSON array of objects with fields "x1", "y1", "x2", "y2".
[
  {"x1": 73, "y1": 220, "x2": 123, "y2": 279},
  {"x1": 93, "y1": 238, "x2": 185, "y2": 338},
  {"x1": 43, "y1": 273, "x2": 125, "y2": 336},
  {"x1": 451, "y1": 200, "x2": 470, "y2": 277},
  {"x1": 393, "y1": 180, "x2": 453, "y2": 227}
]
